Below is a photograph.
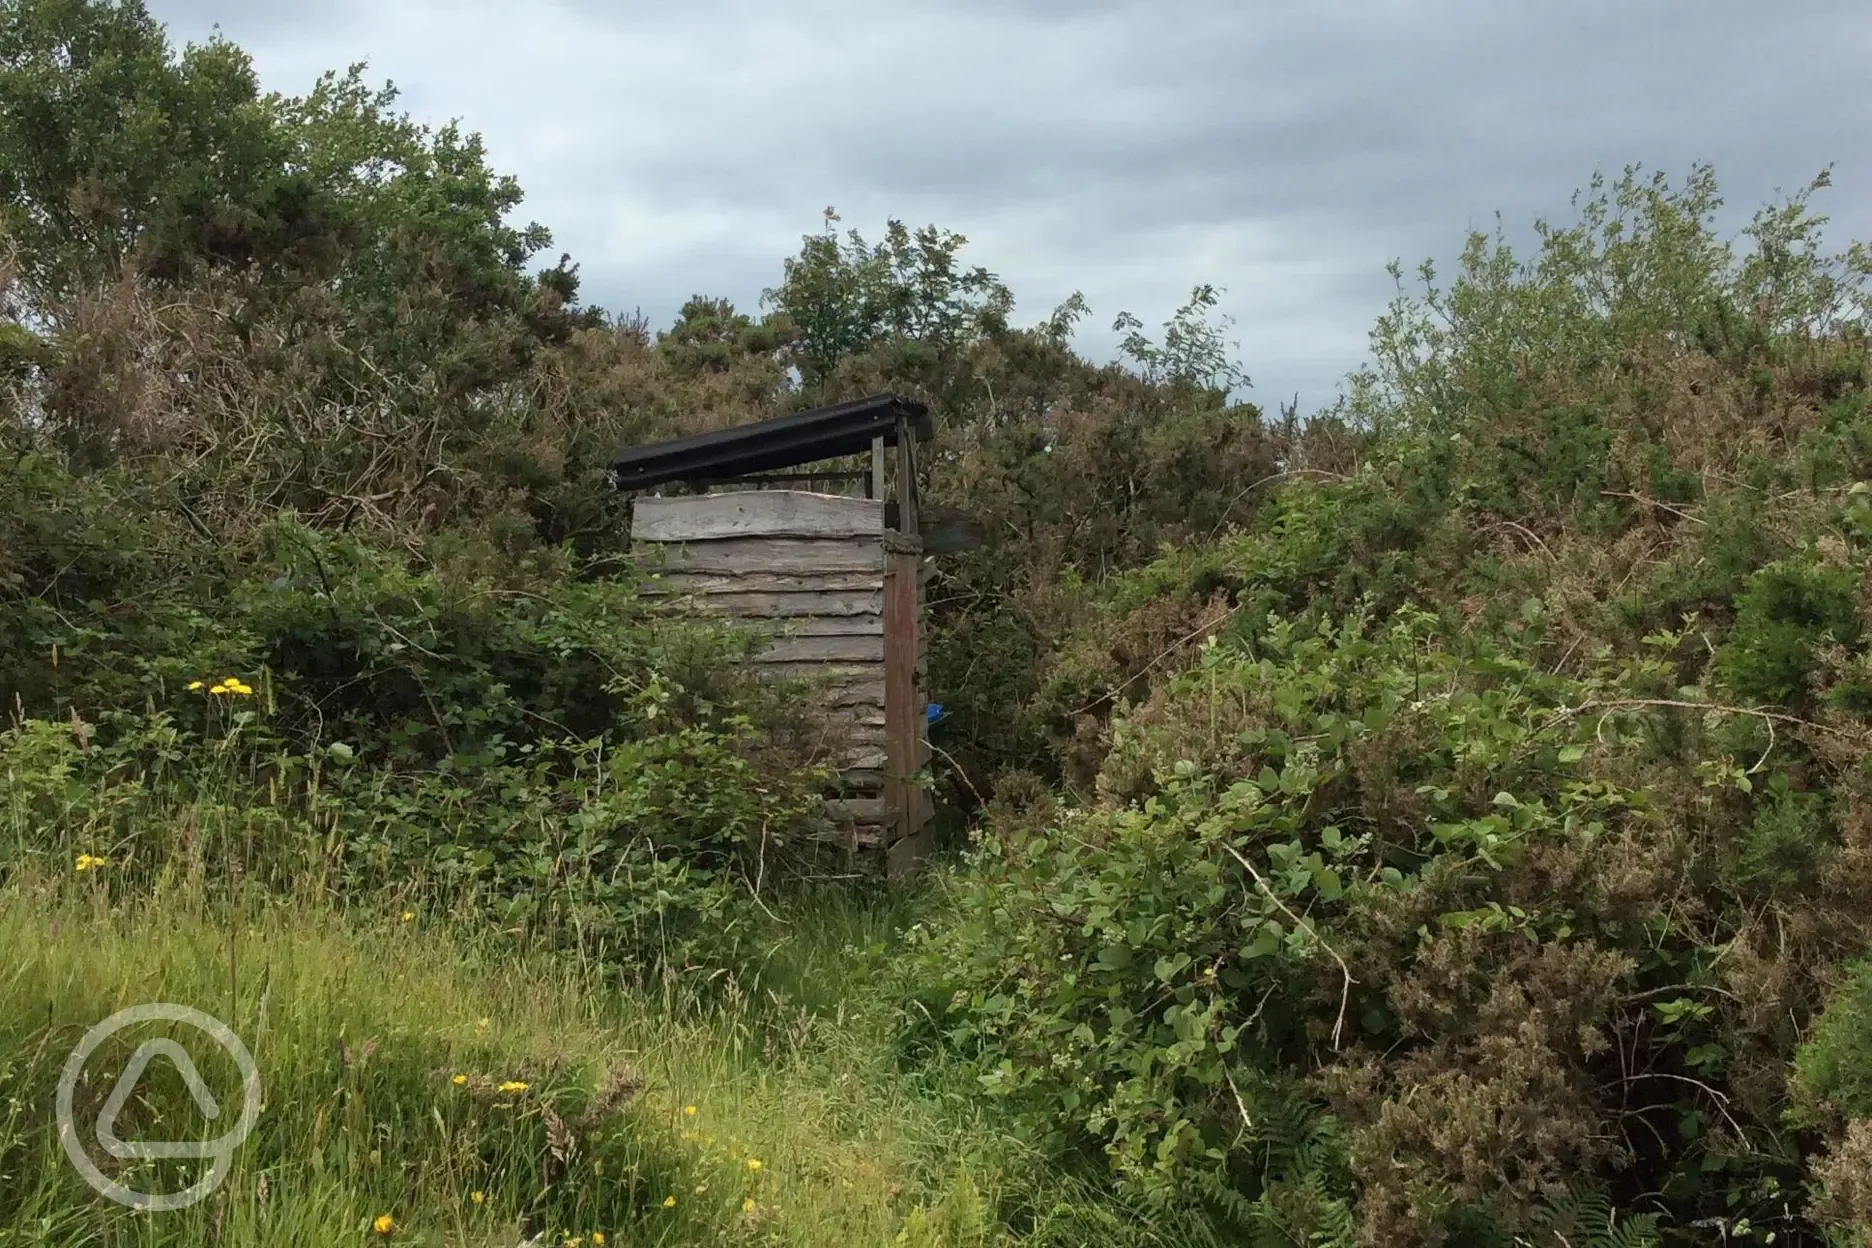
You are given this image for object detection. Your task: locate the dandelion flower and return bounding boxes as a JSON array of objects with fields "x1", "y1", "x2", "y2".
[
  {"x1": 470, "y1": 1190, "x2": 484, "y2": 1205},
  {"x1": 662, "y1": 1195, "x2": 677, "y2": 1208},
  {"x1": 185, "y1": 680, "x2": 204, "y2": 691},
  {"x1": 745, "y1": 1158, "x2": 762, "y2": 1172},
  {"x1": 451, "y1": 1074, "x2": 467, "y2": 1086},
  {"x1": 593, "y1": 1235, "x2": 605, "y2": 1246},
  {"x1": 225, "y1": 679, "x2": 253, "y2": 696},
  {"x1": 742, "y1": 1197, "x2": 756, "y2": 1214},
  {"x1": 74, "y1": 853, "x2": 107, "y2": 872},
  {"x1": 497, "y1": 1080, "x2": 528, "y2": 1094},
  {"x1": 400, "y1": 911, "x2": 415, "y2": 923},
  {"x1": 372, "y1": 1213, "x2": 395, "y2": 1234},
  {"x1": 682, "y1": 1105, "x2": 697, "y2": 1117}
]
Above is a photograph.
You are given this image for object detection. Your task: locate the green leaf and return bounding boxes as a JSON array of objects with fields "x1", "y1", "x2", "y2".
[{"x1": 1154, "y1": 953, "x2": 1192, "y2": 983}]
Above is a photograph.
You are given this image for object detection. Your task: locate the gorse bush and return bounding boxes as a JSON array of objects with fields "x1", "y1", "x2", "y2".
[{"x1": 912, "y1": 609, "x2": 1870, "y2": 1242}]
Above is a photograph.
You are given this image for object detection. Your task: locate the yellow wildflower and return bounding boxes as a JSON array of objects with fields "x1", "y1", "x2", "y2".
[
  {"x1": 470, "y1": 1190, "x2": 484, "y2": 1205},
  {"x1": 451, "y1": 1074, "x2": 467, "y2": 1086},
  {"x1": 497, "y1": 1080, "x2": 528, "y2": 1094},
  {"x1": 662, "y1": 1195, "x2": 677, "y2": 1208},
  {"x1": 400, "y1": 911, "x2": 415, "y2": 923},
  {"x1": 74, "y1": 853, "x2": 107, "y2": 872},
  {"x1": 742, "y1": 1197, "x2": 756, "y2": 1214},
  {"x1": 372, "y1": 1212, "x2": 395, "y2": 1234},
  {"x1": 682, "y1": 1104, "x2": 697, "y2": 1117},
  {"x1": 208, "y1": 684, "x2": 228, "y2": 695},
  {"x1": 594, "y1": 1235, "x2": 606, "y2": 1246},
  {"x1": 745, "y1": 1158, "x2": 762, "y2": 1172},
  {"x1": 185, "y1": 680, "x2": 204, "y2": 691}
]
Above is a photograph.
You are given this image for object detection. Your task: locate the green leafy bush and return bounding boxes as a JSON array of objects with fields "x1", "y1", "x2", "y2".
[{"x1": 912, "y1": 603, "x2": 1870, "y2": 1242}]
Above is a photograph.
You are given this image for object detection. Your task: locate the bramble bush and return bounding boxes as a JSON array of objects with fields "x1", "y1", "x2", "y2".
[{"x1": 910, "y1": 606, "x2": 1872, "y2": 1244}]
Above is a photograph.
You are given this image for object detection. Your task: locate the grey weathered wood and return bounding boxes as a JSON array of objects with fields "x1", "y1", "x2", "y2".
[
  {"x1": 643, "y1": 588, "x2": 884, "y2": 619},
  {"x1": 633, "y1": 491, "x2": 884, "y2": 542},
  {"x1": 642, "y1": 570, "x2": 884, "y2": 594},
  {"x1": 624, "y1": 479, "x2": 931, "y2": 835},
  {"x1": 756, "y1": 663, "x2": 884, "y2": 688},
  {"x1": 736, "y1": 615, "x2": 883, "y2": 638},
  {"x1": 838, "y1": 766, "x2": 889, "y2": 791},
  {"x1": 825, "y1": 797, "x2": 887, "y2": 825},
  {"x1": 829, "y1": 720, "x2": 888, "y2": 746},
  {"x1": 646, "y1": 610, "x2": 882, "y2": 638},
  {"x1": 825, "y1": 683, "x2": 887, "y2": 710},
  {"x1": 648, "y1": 536, "x2": 884, "y2": 575},
  {"x1": 752, "y1": 634, "x2": 887, "y2": 664}
]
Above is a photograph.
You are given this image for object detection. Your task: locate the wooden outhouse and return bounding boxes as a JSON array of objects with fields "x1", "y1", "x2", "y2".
[{"x1": 610, "y1": 394, "x2": 939, "y2": 872}]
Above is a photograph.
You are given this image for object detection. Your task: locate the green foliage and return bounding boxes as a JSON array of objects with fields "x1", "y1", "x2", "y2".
[
  {"x1": 1, "y1": 686, "x2": 827, "y2": 974},
  {"x1": 1793, "y1": 955, "x2": 1872, "y2": 1126},
  {"x1": 0, "y1": 881, "x2": 1054, "y2": 1248},
  {"x1": 762, "y1": 208, "x2": 1013, "y2": 397},
  {"x1": 915, "y1": 603, "x2": 1870, "y2": 1240},
  {"x1": 10, "y1": 8, "x2": 1872, "y2": 1241},
  {"x1": 1111, "y1": 283, "x2": 1249, "y2": 399},
  {"x1": 0, "y1": 0, "x2": 319, "y2": 297},
  {"x1": 1716, "y1": 557, "x2": 1863, "y2": 706}
]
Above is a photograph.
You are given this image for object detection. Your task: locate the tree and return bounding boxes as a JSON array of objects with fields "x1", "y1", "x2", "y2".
[
  {"x1": 0, "y1": 0, "x2": 341, "y2": 301},
  {"x1": 761, "y1": 208, "x2": 1012, "y2": 394}
]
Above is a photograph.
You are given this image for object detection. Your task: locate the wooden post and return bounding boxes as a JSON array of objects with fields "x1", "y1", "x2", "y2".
[
  {"x1": 870, "y1": 436, "x2": 885, "y2": 501},
  {"x1": 882, "y1": 415, "x2": 928, "y2": 874}
]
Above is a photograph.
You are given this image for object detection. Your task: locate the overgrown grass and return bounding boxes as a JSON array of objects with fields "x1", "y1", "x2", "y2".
[{"x1": 0, "y1": 871, "x2": 1015, "y2": 1246}]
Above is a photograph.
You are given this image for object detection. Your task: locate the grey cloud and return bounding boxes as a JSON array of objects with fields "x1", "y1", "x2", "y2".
[{"x1": 144, "y1": 0, "x2": 1872, "y2": 413}]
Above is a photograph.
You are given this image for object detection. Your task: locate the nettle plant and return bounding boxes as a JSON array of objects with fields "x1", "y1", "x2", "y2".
[{"x1": 912, "y1": 605, "x2": 1859, "y2": 1242}]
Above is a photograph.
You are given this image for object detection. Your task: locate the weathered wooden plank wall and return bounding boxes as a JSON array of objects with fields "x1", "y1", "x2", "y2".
[{"x1": 631, "y1": 490, "x2": 919, "y2": 852}]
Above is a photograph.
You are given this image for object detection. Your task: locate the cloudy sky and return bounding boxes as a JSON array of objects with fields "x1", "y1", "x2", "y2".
[{"x1": 147, "y1": 0, "x2": 1872, "y2": 415}]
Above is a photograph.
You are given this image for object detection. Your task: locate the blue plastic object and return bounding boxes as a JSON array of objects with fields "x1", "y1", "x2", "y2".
[{"x1": 926, "y1": 703, "x2": 944, "y2": 724}]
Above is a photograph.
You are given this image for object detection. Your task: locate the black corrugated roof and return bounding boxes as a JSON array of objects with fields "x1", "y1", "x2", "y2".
[{"x1": 609, "y1": 394, "x2": 933, "y2": 491}]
